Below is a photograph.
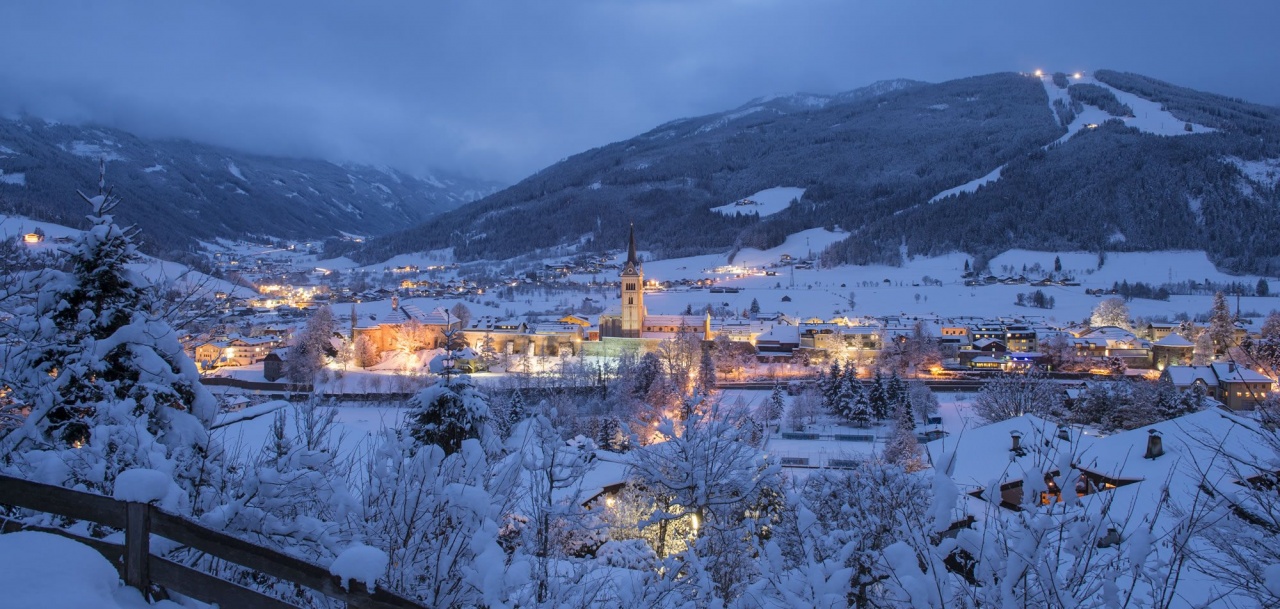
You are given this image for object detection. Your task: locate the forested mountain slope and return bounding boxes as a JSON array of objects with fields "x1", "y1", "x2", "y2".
[
  {"x1": 0, "y1": 116, "x2": 502, "y2": 259},
  {"x1": 354, "y1": 70, "x2": 1280, "y2": 274}
]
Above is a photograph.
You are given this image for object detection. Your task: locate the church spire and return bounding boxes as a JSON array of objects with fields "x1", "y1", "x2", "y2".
[{"x1": 627, "y1": 223, "x2": 638, "y2": 267}]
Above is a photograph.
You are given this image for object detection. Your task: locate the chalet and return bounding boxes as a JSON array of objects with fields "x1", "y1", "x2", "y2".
[
  {"x1": 1161, "y1": 362, "x2": 1274, "y2": 411},
  {"x1": 22, "y1": 232, "x2": 44, "y2": 244}
]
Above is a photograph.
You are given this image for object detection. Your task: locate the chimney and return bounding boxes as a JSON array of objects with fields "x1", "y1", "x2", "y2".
[
  {"x1": 1144, "y1": 429, "x2": 1164, "y2": 459},
  {"x1": 1010, "y1": 430, "x2": 1023, "y2": 452},
  {"x1": 392, "y1": 295, "x2": 399, "y2": 310},
  {"x1": 1228, "y1": 361, "x2": 1236, "y2": 374}
]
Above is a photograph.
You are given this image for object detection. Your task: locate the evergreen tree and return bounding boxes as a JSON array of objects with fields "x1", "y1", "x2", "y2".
[
  {"x1": 763, "y1": 382, "x2": 785, "y2": 426},
  {"x1": 1054, "y1": 255, "x2": 1062, "y2": 273},
  {"x1": 883, "y1": 373, "x2": 906, "y2": 421},
  {"x1": 882, "y1": 390, "x2": 924, "y2": 471},
  {"x1": 867, "y1": 372, "x2": 888, "y2": 422},
  {"x1": 407, "y1": 375, "x2": 495, "y2": 456},
  {"x1": 1208, "y1": 291, "x2": 1235, "y2": 355},
  {"x1": 821, "y1": 360, "x2": 843, "y2": 412},
  {"x1": 1257, "y1": 278, "x2": 1270, "y2": 297},
  {"x1": 507, "y1": 388, "x2": 528, "y2": 430},
  {"x1": 842, "y1": 373, "x2": 871, "y2": 427},
  {"x1": 0, "y1": 170, "x2": 218, "y2": 500},
  {"x1": 749, "y1": 298, "x2": 761, "y2": 316},
  {"x1": 287, "y1": 306, "x2": 336, "y2": 383}
]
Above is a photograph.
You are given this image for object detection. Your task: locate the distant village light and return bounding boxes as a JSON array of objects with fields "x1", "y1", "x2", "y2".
[
  {"x1": 1033, "y1": 69, "x2": 1044, "y2": 77},
  {"x1": 1073, "y1": 72, "x2": 1083, "y2": 79}
]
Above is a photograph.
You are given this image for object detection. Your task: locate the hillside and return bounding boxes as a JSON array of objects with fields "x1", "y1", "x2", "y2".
[
  {"x1": 0, "y1": 116, "x2": 502, "y2": 259},
  {"x1": 352, "y1": 70, "x2": 1280, "y2": 275}
]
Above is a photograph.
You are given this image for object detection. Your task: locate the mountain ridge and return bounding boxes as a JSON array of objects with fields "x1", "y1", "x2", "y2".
[
  {"x1": 349, "y1": 69, "x2": 1280, "y2": 275},
  {"x1": 0, "y1": 115, "x2": 503, "y2": 259}
]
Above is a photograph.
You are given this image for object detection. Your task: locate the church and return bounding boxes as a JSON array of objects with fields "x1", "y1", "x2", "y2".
[{"x1": 598, "y1": 226, "x2": 713, "y2": 342}]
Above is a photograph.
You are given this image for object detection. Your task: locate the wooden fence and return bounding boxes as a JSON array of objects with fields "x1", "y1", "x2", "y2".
[{"x1": 0, "y1": 474, "x2": 424, "y2": 609}]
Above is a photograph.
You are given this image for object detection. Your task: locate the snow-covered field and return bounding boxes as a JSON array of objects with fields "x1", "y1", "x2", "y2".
[
  {"x1": 709, "y1": 186, "x2": 805, "y2": 218},
  {"x1": 1, "y1": 214, "x2": 255, "y2": 299}
]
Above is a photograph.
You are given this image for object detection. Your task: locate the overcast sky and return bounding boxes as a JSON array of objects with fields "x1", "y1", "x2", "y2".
[{"x1": 2, "y1": 1, "x2": 1277, "y2": 182}]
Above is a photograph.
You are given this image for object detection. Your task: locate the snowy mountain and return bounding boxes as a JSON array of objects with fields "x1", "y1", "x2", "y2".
[
  {"x1": 0, "y1": 115, "x2": 503, "y2": 258},
  {"x1": 354, "y1": 70, "x2": 1280, "y2": 275}
]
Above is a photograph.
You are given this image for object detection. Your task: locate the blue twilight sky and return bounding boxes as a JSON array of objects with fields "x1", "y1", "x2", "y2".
[{"x1": 1, "y1": 1, "x2": 1276, "y2": 182}]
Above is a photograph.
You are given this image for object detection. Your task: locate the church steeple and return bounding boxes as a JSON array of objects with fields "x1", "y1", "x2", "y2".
[
  {"x1": 626, "y1": 223, "x2": 638, "y2": 268},
  {"x1": 620, "y1": 224, "x2": 644, "y2": 338}
]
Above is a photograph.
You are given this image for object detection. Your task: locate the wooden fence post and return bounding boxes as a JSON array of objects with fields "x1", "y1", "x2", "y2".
[{"x1": 124, "y1": 502, "x2": 151, "y2": 594}]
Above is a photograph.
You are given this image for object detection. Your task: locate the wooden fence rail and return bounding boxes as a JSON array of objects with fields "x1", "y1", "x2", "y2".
[{"x1": 0, "y1": 474, "x2": 424, "y2": 609}]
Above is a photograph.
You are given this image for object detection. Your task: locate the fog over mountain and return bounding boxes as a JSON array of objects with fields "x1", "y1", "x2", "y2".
[{"x1": 2, "y1": 1, "x2": 1278, "y2": 182}]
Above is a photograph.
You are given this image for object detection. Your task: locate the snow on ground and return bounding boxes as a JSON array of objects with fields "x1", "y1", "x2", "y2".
[
  {"x1": 128, "y1": 257, "x2": 257, "y2": 299},
  {"x1": 143, "y1": 164, "x2": 166, "y2": 173},
  {"x1": 312, "y1": 256, "x2": 361, "y2": 271},
  {"x1": 1224, "y1": 155, "x2": 1280, "y2": 188},
  {"x1": 929, "y1": 165, "x2": 1003, "y2": 203},
  {"x1": 1, "y1": 213, "x2": 253, "y2": 299},
  {"x1": 66, "y1": 140, "x2": 126, "y2": 161},
  {"x1": 633, "y1": 247, "x2": 1276, "y2": 323},
  {"x1": 227, "y1": 160, "x2": 246, "y2": 181},
  {"x1": 214, "y1": 402, "x2": 407, "y2": 464},
  {"x1": 212, "y1": 400, "x2": 290, "y2": 429},
  {"x1": 709, "y1": 187, "x2": 805, "y2": 218},
  {"x1": 0, "y1": 531, "x2": 182, "y2": 609},
  {"x1": 0, "y1": 213, "x2": 82, "y2": 243},
  {"x1": 0, "y1": 169, "x2": 25, "y2": 185}
]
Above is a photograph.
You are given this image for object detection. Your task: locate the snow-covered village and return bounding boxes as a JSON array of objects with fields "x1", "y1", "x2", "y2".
[{"x1": 4, "y1": 3, "x2": 1280, "y2": 609}]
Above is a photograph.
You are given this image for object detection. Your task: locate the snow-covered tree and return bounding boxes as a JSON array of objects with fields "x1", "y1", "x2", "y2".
[
  {"x1": 908, "y1": 380, "x2": 939, "y2": 424},
  {"x1": 1192, "y1": 331, "x2": 1214, "y2": 366},
  {"x1": 200, "y1": 400, "x2": 358, "y2": 605},
  {"x1": 361, "y1": 432, "x2": 515, "y2": 606},
  {"x1": 351, "y1": 334, "x2": 378, "y2": 368},
  {"x1": 627, "y1": 398, "x2": 783, "y2": 602},
  {"x1": 406, "y1": 374, "x2": 495, "y2": 455},
  {"x1": 763, "y1": 463, "x2": 930, "y2": 608},
  {"x1": 1091, "y1": 297, "x2": 1130, "y2": 329},
  {"x1": 972, "y1": 372, "x2": 1061, "y2": 423},
  {"x1": 502, "y1": 412, "x2": 601, "y2": 605},
  {"x1": 0, "y1": 173, "x2": 218, "y2": 503},
  {"x1": 762, "y1": 382, "x2": 785, "y2": 427},
  {"x1": 787, "y1": 387, "x2": 821, "y2": 432},
  {"x1": 1207, "y1": 291, "x2": 1235, "y2": 355},
  {"x1": 286, "y1": 305, "x2": 336, "y2": 383},
  {"x1": 883, "y1": 393, "x2": 924, "y2": 471},
  {"x1": 696, "y1": 344, "x2": 716, "y2": 395}
]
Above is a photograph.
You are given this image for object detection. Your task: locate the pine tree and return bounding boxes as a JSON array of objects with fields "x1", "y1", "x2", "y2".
[
  {"x1": 763, "y1": 382, "x2": 785, "y2": 426},
  {"x1": 749, "y1": 298, "x2": 761, "y2": 316},
  {"x1": 1208, "y1": 291, "x2": 1235, "y2": 355},
  {"x1": 883, "y1": 373, "x2": 906, "y2": 421},
  {"x1": 1054, "y1": 255, "x2": 1062, "y2": 273},
  {"x1": 841, "y1": 373, "x2": 871, "y2": 427},
  {"x1": 821, "y1": 360, "x2": 843, "y2": 412},
  {"x1": 507, "y1": 388, "x2": 528, "y2": 429},
  {"x1": 882, "y1": 391, "x2": 924, "y2": 471},
  {"x1": 407, "y1": 375, "x2": 495, "y2": 456},
  {"x1": 0, "y1": 169, "x2": 218, "y2": 500},
  {"x1": 867, "y1": 372, "x2": 888, "y2": 421}
]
